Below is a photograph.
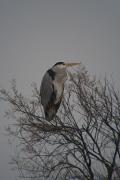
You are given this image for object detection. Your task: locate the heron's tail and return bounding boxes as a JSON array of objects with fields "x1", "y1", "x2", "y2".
[{"x1": 45, "y1": 107, "x2": 56, "y2": 121}]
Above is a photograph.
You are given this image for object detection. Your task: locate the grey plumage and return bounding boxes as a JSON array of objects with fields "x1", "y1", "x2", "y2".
[{"x1": 40, "y1": 62, "x2": 80, "y2": 121}]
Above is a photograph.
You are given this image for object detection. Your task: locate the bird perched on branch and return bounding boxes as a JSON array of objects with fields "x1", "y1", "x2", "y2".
[{"x1": 40, "y1": 62, "x2": 80, "y2": 121}]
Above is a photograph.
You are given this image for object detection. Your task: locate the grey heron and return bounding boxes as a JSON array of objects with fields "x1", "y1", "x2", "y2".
[{"x1": 40, "y1": 62, "x2": 80, "y2": 121}]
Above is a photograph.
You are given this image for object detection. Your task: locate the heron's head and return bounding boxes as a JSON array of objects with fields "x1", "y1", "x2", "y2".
[{"x1": 53, "y1": 62, "x2": 80, "y2": 71}]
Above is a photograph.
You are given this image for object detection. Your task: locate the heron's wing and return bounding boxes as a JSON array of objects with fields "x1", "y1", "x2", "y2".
[
  {"x1": 40, "y1": 72, "x2": 54, "y2": 109},
  {"x1": 40, "y1": 71, "x2": 65, "y2": 120}
]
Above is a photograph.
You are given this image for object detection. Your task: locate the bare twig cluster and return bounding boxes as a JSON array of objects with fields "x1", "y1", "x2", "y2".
[{"x1": 0, "y1": 67, "x2": 120, "y2": 180}]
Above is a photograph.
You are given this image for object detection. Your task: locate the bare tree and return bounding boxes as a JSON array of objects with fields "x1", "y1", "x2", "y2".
[{"x1": 0, "y1": 67, "x2": 120, "y2": 180}]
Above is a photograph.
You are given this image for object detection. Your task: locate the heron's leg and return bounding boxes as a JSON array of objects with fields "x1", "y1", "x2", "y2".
[
  {"x1": 48, "y1": 114, "x2": 59, "y2": 126},
  {"x1": 54, "y1": 115, "x2": 60, "y2": 126},
  {"x1": 56, "y1": 115, "x2": 64, "y2": 128},
  {"x1": 53, "y1": 115, "x2": 62, "y2": 127}
]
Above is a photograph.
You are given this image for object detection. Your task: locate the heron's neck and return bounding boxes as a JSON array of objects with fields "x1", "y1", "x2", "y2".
[{"x1": 55, "y1": 72, "x2": 67, "y2": 83}]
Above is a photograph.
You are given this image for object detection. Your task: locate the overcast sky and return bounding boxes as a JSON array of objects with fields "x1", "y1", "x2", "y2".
[{"x1": 0, "y1": 0, "x2": 120, "y2": 179}]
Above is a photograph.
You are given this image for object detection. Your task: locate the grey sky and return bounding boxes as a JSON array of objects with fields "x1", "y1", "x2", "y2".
[{"x1": 0, "y1": 0, "x2": 120, "y2": 179}]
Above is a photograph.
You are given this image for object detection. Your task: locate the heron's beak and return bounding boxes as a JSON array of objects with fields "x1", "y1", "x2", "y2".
[{"x1": 65, "y1": 62, "x2": 80, "y2": 67}]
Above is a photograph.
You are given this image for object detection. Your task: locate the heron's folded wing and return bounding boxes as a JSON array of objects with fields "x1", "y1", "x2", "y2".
[{"x1": 40, "y1": 72, "x2": 54, "y2": 109}]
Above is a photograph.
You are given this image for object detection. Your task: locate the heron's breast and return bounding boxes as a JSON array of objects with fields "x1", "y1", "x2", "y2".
[{"x1": 54, "y1": 82, "x2": 64, "y2": 104}]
